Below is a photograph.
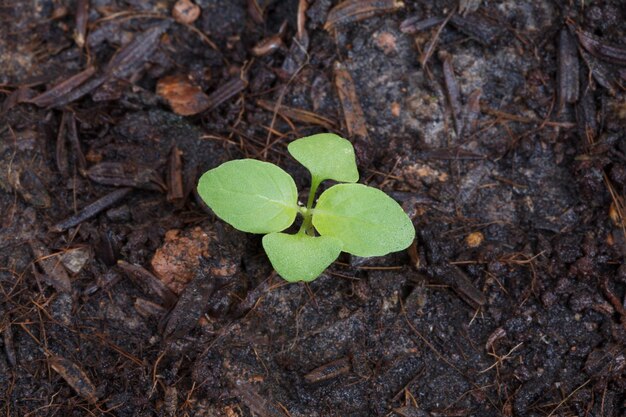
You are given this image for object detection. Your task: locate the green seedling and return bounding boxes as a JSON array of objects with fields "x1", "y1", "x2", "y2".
[{"x1": 197, "y1": 133, "x2": 415, "y2": 282}]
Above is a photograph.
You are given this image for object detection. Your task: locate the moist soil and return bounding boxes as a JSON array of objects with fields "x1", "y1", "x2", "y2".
[{"x1": 1, "y1": 1, "x2": 625, "y2": 416}]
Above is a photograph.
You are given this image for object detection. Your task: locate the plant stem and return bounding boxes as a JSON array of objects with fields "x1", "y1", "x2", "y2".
[
  {"x1": 298, "y1": 175, "x2": 321, "y2": 236},
  {"x1": 306, "y1": 176, "x2": 321, "y2": 210}
]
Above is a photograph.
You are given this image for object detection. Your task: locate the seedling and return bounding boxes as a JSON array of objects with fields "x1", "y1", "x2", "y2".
[{"x1": 197, "y1": 133, "x2": 415, "y2": 282}]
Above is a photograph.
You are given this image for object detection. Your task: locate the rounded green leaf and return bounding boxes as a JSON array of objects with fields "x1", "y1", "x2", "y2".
[
  {"x1": 288, "y1": 133, "x2": 359, "y2": 183},
  {"x1": 197, "y1": 159, "x2": 298, "y2": 233},
  {"x1": 312, "y1": 184, "x2": 415, "y2": 257},
  {"x1": 262, "y1": 233, "x2": 342, "y2": 282}
]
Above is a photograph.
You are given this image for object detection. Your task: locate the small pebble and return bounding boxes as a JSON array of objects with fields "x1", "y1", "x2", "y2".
[
  {"x1": 466, "y1": 231, "x2": 484, "y2": 248},
  {"x1": 172, "y1": 0, "x2": 201, "y2": 24},
  {"x1": 60, "y1": 247, "x2": 91, "y2": 274}
]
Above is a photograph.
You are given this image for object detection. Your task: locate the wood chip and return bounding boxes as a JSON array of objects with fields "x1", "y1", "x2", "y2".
[
  {"x1": 334, "y1": 62, "x2": 368, "y2": 138},
  {"x1": 2, "y1": 321, "x2": 17, "y2": 367},
  {"x1": 441, "y1": 53, "x2": 463, "y2": 137},
  {"x1": 27, "y1": 66, "x2": 96, "y2": 107},
  {"x1": 55, "y1": 112, "x2": 69, "y2": 177},
  {"x1": 304, "y1": 357, "x2": 351, "y2": 383},
  {"x1": 161, "y1": 273, "x2": 215, "y2": 340},
  {"x1": 105, "y1": 22, "x2": 170, "y2": 79},
  {"x1": 49, "y1": 355, "x2": 98, "y2": 403},
  {"x1": 205, "y1": 76, "x2": 248, "y2": 111},
  {"x1": 29, "y1": 23, "x2": 169, "y2": 108},
  {"x1": 579, "y1": 49, "x2": 618, "y2": 95},
  {"x1": 400, "y1": 16, "x2": 444, "y2": 34},
  {"x1": 167, "y1": 146, "x2": 184, "y2": 202},
  {"x1": 463, "y1": 88, "x2": 482, "y2": 135},
  {"x1": 232, "y1": 380, "x2": 287, "y2": 417},
  {"x1": 51, "y1": 187, "x2": 132, "y2": 232},
  {"x1": 118, "y1": 260, "x2": 178, "y2": 308},
  {"x1": 74, "y1": 0, "x2": 89, "y2": 48},
  {"x1": 325, "y1": 0, "x2": 404, "y2": 31},
  {"x1": 87, "y1": 162, "x2": 165, "y2": 191},
  {"x1": 449, "y1": 13, "x2": 503, "y2": 46},
  {"x1": 252, "y1": 34, "x2": 285, "y2": 57},
  {"x1": 29, "y1": 240, "x2": 72, "y2": 293},
  {"x1": 256, "y1": 99, "x2": 336, "y2": 130},
  {"x1": 557, "y1": 28, "x2": 579, "y2": 110},
  {"x1": 247, "y1": 0, "x2": 264, "y2": 24},
  {"x1": 576, "y1": 28, "x2": 626, "y2": 66},
  {"x1": 134, "y1": 298, "x2": 168, "y2": 318},
  {"x1": 429, "y1": 264, "x2": 486, "y2": 308},
  {"x1": 157, "y1": 74, "x2": 211, "y2": 116},
  {"x1": 66, "y1": 112, "x2": 87, "y2": 175}
]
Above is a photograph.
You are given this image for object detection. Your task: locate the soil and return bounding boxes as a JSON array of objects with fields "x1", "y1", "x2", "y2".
[{"x1": 1, "y1": 0, "x2": 625, "y2": 416}]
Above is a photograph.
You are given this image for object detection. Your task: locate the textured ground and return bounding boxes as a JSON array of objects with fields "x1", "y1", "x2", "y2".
[{"x1": 1, "y1": 0, "x2": 625, "y2": 416}]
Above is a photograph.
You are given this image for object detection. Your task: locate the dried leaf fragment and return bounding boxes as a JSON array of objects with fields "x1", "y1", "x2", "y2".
[
  {"x1": 325, "y1": 0, "x2": 404, "y2": 31},
  {"x1": 334, "y1": 62, "x2": 368, "y2": 138},
  {"x1": 157, "y1": 74, "x2": 211, "y2": 116},
  {"x1": 49, "y1": 355, "x2": 98, "y2": 403}
]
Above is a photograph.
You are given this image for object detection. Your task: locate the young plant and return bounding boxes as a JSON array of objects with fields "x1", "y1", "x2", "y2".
[{"x1": 197, "y1": 133, "x2": 415, "y2": 282}]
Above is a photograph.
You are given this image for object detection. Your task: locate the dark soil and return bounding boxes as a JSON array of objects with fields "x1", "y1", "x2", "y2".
[{"x1": 1, "y1": 1, "x2": 625, "y2": 416}]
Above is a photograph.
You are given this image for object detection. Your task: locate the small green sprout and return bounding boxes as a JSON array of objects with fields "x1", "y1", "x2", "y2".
[{"x1": 197, "y1": 133, "x2": 415, "y2": 282}]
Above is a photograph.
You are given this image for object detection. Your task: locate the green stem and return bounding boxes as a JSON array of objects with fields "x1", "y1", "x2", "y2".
[
  {"x1": 298, "y1": 175, "x2": 321, "y2": 236},
  {"x1": 306, "y1": 176, "x2": 321, "y2": 210}
]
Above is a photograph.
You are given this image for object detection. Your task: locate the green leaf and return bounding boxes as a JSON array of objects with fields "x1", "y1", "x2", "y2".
[
  {"x1": 197, "y1": 159, "x2": 298, "y2": 233},
  {"x1": 262, "y1": 233, "x2": 342, "y2": 282},
  {"x1": 288, "y1": 133, "x2": 359, "y2": 183},
  {"x1": 312, "y1": 184, "x2": 415, "y2": 257}
]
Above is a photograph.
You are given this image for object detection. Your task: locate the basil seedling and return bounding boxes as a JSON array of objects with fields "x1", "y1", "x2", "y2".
[{"x1": 197, "y1": 133, "x2": 415, "y2": 282}]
